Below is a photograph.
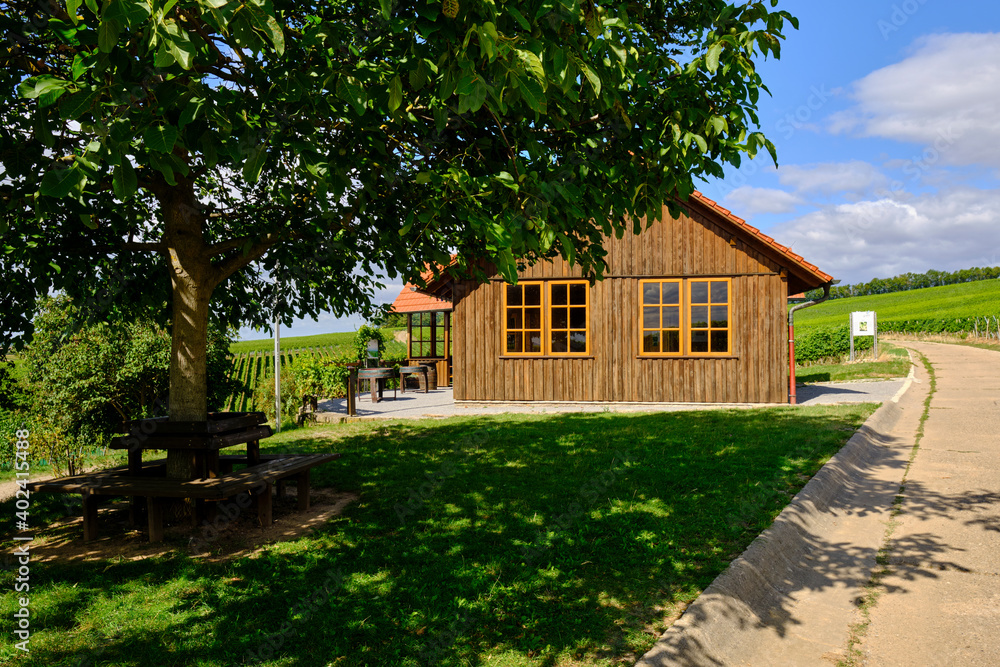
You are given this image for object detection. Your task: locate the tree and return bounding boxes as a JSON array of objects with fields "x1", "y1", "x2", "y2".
[
  {"x1": 2, "y1": 0, "x2": 797, "y2": 430},
  {"x1": 19, "y1": 295, "x2": 239, "y2": 440}
]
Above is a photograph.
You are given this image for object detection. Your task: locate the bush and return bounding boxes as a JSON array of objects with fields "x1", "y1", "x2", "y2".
[{"x1": 795, "y1": 325, "x2": 873, "y2": 363}]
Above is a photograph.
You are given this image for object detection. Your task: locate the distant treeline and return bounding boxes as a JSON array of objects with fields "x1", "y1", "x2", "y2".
[{"x1": 804, "y1": 266, "x2": 1000, "y2": 300}]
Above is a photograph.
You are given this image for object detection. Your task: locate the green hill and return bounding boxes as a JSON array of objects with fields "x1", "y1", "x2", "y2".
[
  {"x1": 230, "y1": 331, "x2": 359, "y2": 354},
  {"x1": 795, "y1": 280, "x2": 1000, "y2": 333}
]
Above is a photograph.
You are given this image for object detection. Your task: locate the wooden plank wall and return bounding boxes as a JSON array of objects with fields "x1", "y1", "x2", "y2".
[{"x1": 453, "y1": 205, "x2": 792, "y2": 404}]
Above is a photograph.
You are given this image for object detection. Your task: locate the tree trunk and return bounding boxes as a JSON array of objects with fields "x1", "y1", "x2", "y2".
[{"x1": 159, "y1": 181, "x2": 217, "y2": 478}]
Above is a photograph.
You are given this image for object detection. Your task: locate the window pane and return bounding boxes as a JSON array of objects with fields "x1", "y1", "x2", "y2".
[
  {"x1": 551, "y1": 283, "x2": 567, "y2": 306},
  {"x1": 506, "y1": 285, "x2": 522, "y2": 307},
  {"x1": 528, "y1": 331, "x2": 542, "y2": 353},
  {"x1": 643, "y1": 283, "x2": 660, "y2": 304},
  {"x1": 643, "y1": 306, "x2": 660, "y2": 328},
  {"x1": 570, "y1": 307, "x2": 587, "y2": 329},
  {"x1": 525, "y1": 307, "x2": 541, "y2": 329},
  {"x1": 552, "y1": 307, "x2": 568, "y2": 329},
  {"x1": 664, "y1": 330, "x2": 680, "y2": 353},
  {"x1": 507, "y1": 309, "x2": 522, "y2": 330},
  {"x1": 435, "y1": 340, "x2": 445, "y2": 356},
  {"x1": 711, "y1": 306, "x2": 729, "y2": 327},
  {"x1": 711, "y1": 331, "x2": 729, "y2": 353},
  {"x1": 643, "y1": 331, "x2": 660, "y2": 353},
  {"x1": 662, "y1": 306, "x2": 680, "y2": 328},
  {"x1": 569, "y1": 283, "x2": 587, "y2": 305},
  {"x1": 506, "y1": 332, "x2": 522, "y2": 354},
  {"x1": 691, "y1": 330, "x2": 709, "y2": 353},
  {"x1": 550, "y1": 331, "x2": 568, "y2": 353},
  {"x1": 691, "y1": 306, "x2": 708, "y2": 328},
  {"x1": 435, "y1": 311, "x2": 444, "y2": 325},
  {"x1": 661, "y1": 282, "x2": 680, "y2": 305},
  {"x1": 711, "y1": 281, "x2": 728, "y2": 304},
  {"x1": 569, "y1": 331, "x2": 587, "y2": 353},
  {"x1": 691, "y1": 281, "x2": 709, "y2": 303},
  {"x1": 525, "y1": 284, "x2": 541, "y2": 306}
]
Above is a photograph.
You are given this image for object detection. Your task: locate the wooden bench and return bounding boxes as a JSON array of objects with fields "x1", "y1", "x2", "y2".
[{"x1": 29, "y1": 453, "x2": 341, "y2": 543}]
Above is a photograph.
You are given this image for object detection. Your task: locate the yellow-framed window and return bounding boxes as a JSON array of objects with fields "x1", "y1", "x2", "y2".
[
  {"x1": 639, "y1": 279, "x2": 683, "y2": 356},
  {"x1": 504, "y1": 282, "x2": 543, "y2": 355},
  {"x1": 548, "y1": 280, "x2": 589, "y2": 355},
  {"x1": 688, "y1": 278, "x2": 731, "y2": 355}
]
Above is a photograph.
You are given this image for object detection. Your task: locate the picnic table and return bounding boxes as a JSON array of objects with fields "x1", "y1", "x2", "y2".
[{"x1": 28, "y1": 412, "x2": 339, "y2": 543}]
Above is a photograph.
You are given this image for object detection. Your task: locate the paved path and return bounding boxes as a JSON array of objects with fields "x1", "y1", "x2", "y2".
[
  {"x1": 635, "y1": 341, "x2": 1000, "y2": 666},
  {"x1": 316, "y1": 380, "x2": 904, "y2": 421},
  {"x1": 858, "y1": 342, "x2": 1000, "y2": 666}
]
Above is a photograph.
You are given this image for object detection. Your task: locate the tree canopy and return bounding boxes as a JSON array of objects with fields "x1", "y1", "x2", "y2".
[{"x1": 1, "y1": 0, "x2": 797, "y2": 421}]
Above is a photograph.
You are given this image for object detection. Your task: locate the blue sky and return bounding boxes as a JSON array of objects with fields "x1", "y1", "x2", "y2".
[{"x1": 241, "y1": 0, "x2": 1000, "y2": 340}]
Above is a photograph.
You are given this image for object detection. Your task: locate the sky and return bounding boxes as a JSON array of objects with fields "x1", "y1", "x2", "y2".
[{"x1": 241, "y1": 0, "x2": 1000, "y2": 340}]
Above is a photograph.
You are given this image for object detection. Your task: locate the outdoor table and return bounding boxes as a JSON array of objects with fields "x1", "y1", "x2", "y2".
[
  {"x1": 357, "y1": 367, "x2": 397, "y2": 403},
  {"x1": 398, "y1": 365, "x2": 429, "y2": 394}
]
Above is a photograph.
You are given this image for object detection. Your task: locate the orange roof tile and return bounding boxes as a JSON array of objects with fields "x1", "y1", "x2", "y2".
[
  {"x1": 688, "y1": 191, "x2": 834, "y2": 287},
  {"x1": 391, "y1": 285, "x2": 452, "y2": 313}
]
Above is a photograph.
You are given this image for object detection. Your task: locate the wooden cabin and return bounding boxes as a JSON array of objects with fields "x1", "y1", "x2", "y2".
[
  {"x1": 449, "y1": 192, "x2": 833, "y2": 404},
  {"x1": 390, "y1": 268, "x2": 454, "y2": 387}
]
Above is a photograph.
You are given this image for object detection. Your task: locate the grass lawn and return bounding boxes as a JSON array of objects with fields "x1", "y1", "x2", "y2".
[
  {"x1": 1, "y1": 406, "x2": 876, "y2": 666},
  {"x1": 795, "y1": 342, "x2": 912, "y2": 384}
]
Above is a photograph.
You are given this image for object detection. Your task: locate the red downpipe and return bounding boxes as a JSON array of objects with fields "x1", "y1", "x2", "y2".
[{"x1": 788, "y1": 282, "x2": 833, "y2": 405}]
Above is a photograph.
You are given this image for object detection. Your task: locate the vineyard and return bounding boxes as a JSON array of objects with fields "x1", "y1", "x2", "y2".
[{"x1": 224, "y1": 331, "x2": 407, "y2": 410}]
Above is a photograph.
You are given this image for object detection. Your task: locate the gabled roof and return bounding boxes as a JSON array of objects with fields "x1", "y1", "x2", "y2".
[
  {"x1": 390, "y1": 257, "x2": 457, "y2": 313},
  {"x1": 686, "y1": 191, "x2": 834, "y2": 293}
]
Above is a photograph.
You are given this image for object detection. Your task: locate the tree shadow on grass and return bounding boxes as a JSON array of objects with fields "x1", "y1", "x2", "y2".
[{"x1": 4, "y1": 407, "x2": 998, "y2": 666}]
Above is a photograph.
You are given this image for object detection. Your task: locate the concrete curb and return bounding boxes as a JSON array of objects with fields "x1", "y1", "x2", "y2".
[{"x1": 635, "y1": 373, "x2": 925, "y2": 666}]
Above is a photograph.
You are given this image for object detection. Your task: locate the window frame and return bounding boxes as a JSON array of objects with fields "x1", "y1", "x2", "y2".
[
  {"x1": 638, "y1": 279, "x2": 684, "y2": 357},
  {"x1": 687, "y1": 278, "x2": 732, "y2": 357},
  {"x1": 637, "y1": 277, "x2": 733, "y2": 358},
  {"x1": 547, "y1": 280, "x2": 591, "y2": 357},
  {"x1": 503, "y1": 282, "x2": 545, "y2": 357},
  {"x1": 501, "y1": 280, "x2": 591, "y2": 357}
]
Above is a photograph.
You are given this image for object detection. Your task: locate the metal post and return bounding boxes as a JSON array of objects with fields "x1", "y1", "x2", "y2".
[
  {"x1": 274, "y1": 319, "x2": 281, "y2": 432},
  {"x1": 874, "y1": 312, "x2": 878, "y2": 360},
  {"x1": 849, "y1": 312, "x2": 855, "y2": 362}
]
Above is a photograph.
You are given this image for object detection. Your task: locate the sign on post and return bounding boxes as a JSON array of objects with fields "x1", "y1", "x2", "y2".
[{"x1": 849, "y1": 311, "x2": 877, "y2": 361}]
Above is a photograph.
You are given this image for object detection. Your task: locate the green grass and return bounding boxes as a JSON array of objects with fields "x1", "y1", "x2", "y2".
[
  {"x1": 2, "y1": 406, "x2": 876, "y2": 666},
  {"x1": 796, "y1": 280, "x2": 1000, "y2": 333},
  {"x1": 795, "y1": 343, "x2": 911, "y2": 384}
]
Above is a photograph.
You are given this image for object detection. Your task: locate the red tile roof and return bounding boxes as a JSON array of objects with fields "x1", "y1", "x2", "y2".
[
  {"x1": 688, "y1": 191, "x2": 834, "y2": 287},
  {"x1": 390, "y1": 256, "x2": 457, "y2": 313}
]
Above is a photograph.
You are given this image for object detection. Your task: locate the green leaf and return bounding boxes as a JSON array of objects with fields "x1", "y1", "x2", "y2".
[
  {"x1": 336, "y1": 76, "x2": 367, "y2": 116},
  {"x1": 242, "y1": 144, "x2": 267, "y2": 183},
  {"x1": 112, "y1": 160, "x2": 138, "y2": 199},
  {"x1": 517, "y1": 49, "x2": 546, "y2": 86},
  {"x1": 515, "y1": 75, "x2": 545, "y2": 113},
  {"x1": 39, "y1": 166, "x2": 86, "y2": 198},
  {"x1": 67, "y1": 0, "x2": 82, "y2": 24},
  {"x1": 84, "y1": 0, "x2": 99, "y2": 14},
  {"x1": 17, "y1": 76, "x2": 70, "y2": 100},
  {"x1": 577, "y1": 59, "x2": 601, "y2": 97},
  {"x1": 199, "y1": 0, "x2": 229, "y2": 7},
  {"x1": 58, "y1": 88, "x2": 99, "y2": 120},
  {"x1": 178, "y1": 98, "x2": 205, "y2": 127},
  {"x1": 143, "y1": 124, "x2": 178, "y2": 153},
  {"x1": 149, "y1": 152, "x2": 177, "y2": 185},
  {"x1": 705, "y1": 42, "x2": 723, "y2": 74},
  {"x1": 508, "y1": 7, "x2": 530, "y2": 31},
  {"x1": 379, "y1": 0, "x2": 392, "y2": 20},
  {"x1": 494, "y1": 249, "x2": 517, "y2": 283},
  {"x1": 79, "y1": 214, "x2": 97, "y2": 230},
  {"x1": 559, "y1": 233, "x2": 576, "y2": 266},
  {"x1": 388, "y1": 75, "x2": 403, "y2": 113},
  {"x1": 98, "y1": 18, "x2": 123, "y2": 53}
]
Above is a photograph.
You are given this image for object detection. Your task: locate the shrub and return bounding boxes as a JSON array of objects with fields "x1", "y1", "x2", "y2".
[{"x1": 795, "y1": 325, "x2": 873, "y2": 363}]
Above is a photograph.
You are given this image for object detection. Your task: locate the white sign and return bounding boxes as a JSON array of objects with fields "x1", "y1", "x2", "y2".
[
  {"x1": 366, "y1": 339, "x2": 380, "y2": 358},
  {"x1": 851, "y1": 311, "x2": 876, "y2": 337}
]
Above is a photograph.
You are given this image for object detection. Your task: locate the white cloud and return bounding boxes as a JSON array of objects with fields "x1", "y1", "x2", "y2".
[
  {"x1": 779, "y1": 161, "x2": 889, "y2": 196},
  {"x1": 770, "y1": 187, "x2": 1000, "y2": 284},
  {"x1": 829, "y1": 33, "x2": 1000, "y2": 167},
  {"x1": 723, "y1": 186, "x2": 803, "y2": 215}
]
